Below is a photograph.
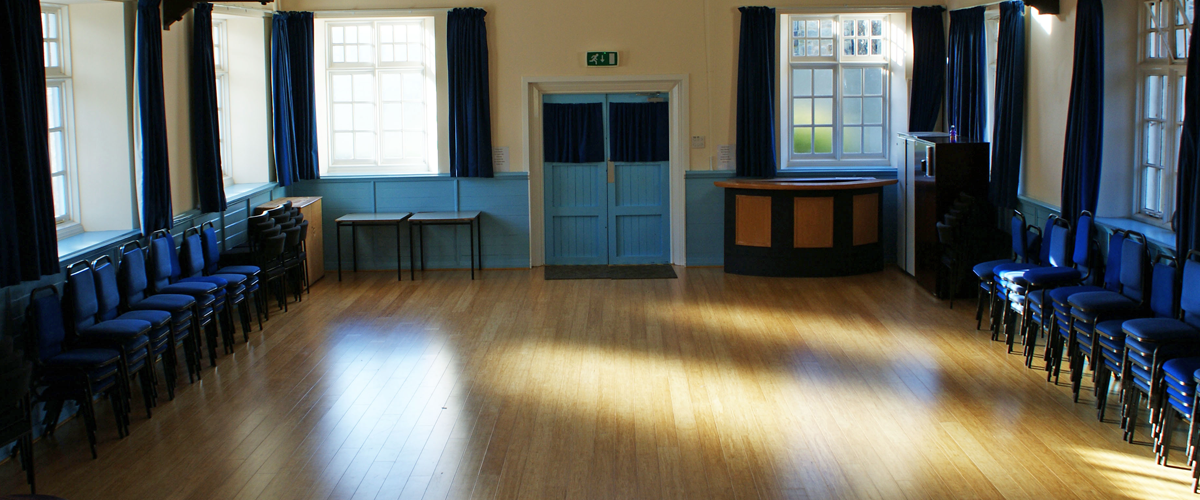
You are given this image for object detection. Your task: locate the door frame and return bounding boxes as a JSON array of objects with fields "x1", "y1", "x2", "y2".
[{"x1": 524, "y1": 74, "x2": 689, "y2": 267}]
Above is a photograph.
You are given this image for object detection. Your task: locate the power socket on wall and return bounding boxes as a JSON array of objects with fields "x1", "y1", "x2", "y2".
[{"x1": 691, "y1": 136, "x2": 706, "y2": 149}]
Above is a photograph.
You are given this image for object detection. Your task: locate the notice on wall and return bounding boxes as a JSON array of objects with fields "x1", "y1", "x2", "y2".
[
  {"x1": 492, "y1": 147, "x2": 509, "y2": 171},
  {"x1": 717, "y1": 145, "x2": 735, "y2": 170}
]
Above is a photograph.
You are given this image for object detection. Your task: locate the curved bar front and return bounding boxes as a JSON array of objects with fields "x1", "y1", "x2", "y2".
[{"x1": 714, "y1": 177, "x2": 898, "y2": 277}]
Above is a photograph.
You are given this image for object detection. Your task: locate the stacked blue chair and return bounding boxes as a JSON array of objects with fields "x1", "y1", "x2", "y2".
[
  {"x1": 25, "y1": 287, "x2": 125, "y2": 459},
  {"x1": 200, "y1": 221, "x2": 264, "y2": 334},
  {"x1": 92, "y1": 256, "x2": 190, "y2": 400},
  {"x1": 1045, "y1": 230, "x2": 1126, "y2": 382},
  {"x1": 65, "y1": 262, "x2": 156, "y2": 422},
  {"x1": 1120, "y1": 250, "x2": 1200, "y2": 445},
  {"x1": 999, "y1": 217, "x2": 1075, "y2": 356},
  {"x1": 1090, "y1": 256, "x2": 1178, "y2": 421},
  {"x1": 180, "y1": 227, "x2": 248, "y2": 352},
  {"x1": 117, "y1": 242, "x2": 203, "y2": 380},
  {"x1": 972, "y1": 211, "x2": 1034, "y2": 331},
  {"x1": 1067, "y1": 232, "x2": 1150, "y2": 404},
  {"x1": 990, "y1": 214, "x2": 1055, "y2": 340},
  {"x1": 1016, "y1": 212, "x2": 1095, "y2": 368},
  {"x1": 1156, "y1": 357, "x2": 1200, "y2": 467},
  {"x1": 146, "y1": 232, "x2": 224, "y2": 366}
]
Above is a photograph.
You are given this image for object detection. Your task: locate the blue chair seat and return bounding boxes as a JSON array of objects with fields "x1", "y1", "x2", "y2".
[
  {"x1": 1021, "y1": 266, "x2": 1084, "y2": 288},
  {"x1": 1164, "y1": 358, "x2": 1200, "y2": 389},
  {"x1": 1097, "y1": 336, "x2": 1124, "y2": 355},
  {"x1": 1094, "y1": 319, "x2": 1127, "y2": 341},
  {"x1": 114, "y1": 309, "x2": 171, "y2": 330},
  {"x1": 217, "y1": 265, "x2": 259, "y2": 276},
  {"x1": 1168, "y1": 384, "x2": 1194, "y2": 404},
  {"x1": 159, "y1": 281, "x2": 219, "y2": 296},
  {"x1": 1050, "y1": 285, "x2": 1103, "y2": 312},
  {"x1": 1123, "y1": 318, "x2": 1200, "y2": 343},
  {"x1": 1168, "y1": 393, "x2": 1193, "y2": 415},
  {"x1": 1069, "y1": 291, "x2": 1140, "y2": 317},
  {"x1": 184, "y1": 276, "x2": 229, "y2": 288},
  {"x1": 974, "y1": 259, "x2": 1012, "y2": 280},
  {"x1": 46, "y1": 348, "x2": 120, "y2": 368},
  {"x1": 79, "y1": 319, "x2": 151, "y2": 339},
  {"x1": 130, "y1": 294, "x2": 195, "y2": 315}
]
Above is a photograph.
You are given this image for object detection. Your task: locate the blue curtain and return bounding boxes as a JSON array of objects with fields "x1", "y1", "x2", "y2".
[
  {"x1": 1177, "y1": 0, "x2": 1200, "y2": 255},
  {"x1": 1060, "y1": 0, "x2": 1105, "y2": 220},
  {"x1": 271, "y1": 12, "x2": 318, "y2": 187},
  {"x1": 138, "y1": 0, "x2": 173, "y2": 235},
  {"x1": 286, "y1": 12, "x2": 319, "y2": 183},
  {"x1": 191, "y1": 3, "x2": 225, "y2": 213},
  {"x1": 948, "y1": 7, "x2": 988, "y2": 142},
  {"x1": 909, "y1": 6, "x2": 946, "y2": 132},
  {"x1": 448, "y1": 8, "x2": 494, "y2": 177},
  {"x1": 0, "y1": 0, "x2": 60, "y2": 286},
  {"x1": 543, "y1": 103, "x2": 604, "y2": 163},
  {"x1": 735, "y1": 6, "x2": 776, "y2": 179},
  {"x1": 609, "y1": 102, "x2": 669, "y2": 162},
  {"x1": 989, "y1": 1, "x2": 1026, "y2": 210}
]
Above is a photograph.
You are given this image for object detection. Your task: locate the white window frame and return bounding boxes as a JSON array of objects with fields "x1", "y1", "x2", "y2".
[
  {"x1": 319, "y1": 17, "x2": 438, "y2": 175},
  {"x1": 781, "y1": 13, "x2": 893, "y2": 168},
  {"x1": 42, "y1": 3, "x2": 81, "y2": 239},
  {"x1": 1135, "y1": 0, "x2": 1190, "y2": 226},
  {"x1": 212, "y1": 18, "x2": 233, "y2": 184}
]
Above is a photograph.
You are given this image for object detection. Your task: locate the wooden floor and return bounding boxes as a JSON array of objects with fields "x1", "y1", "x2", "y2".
[{"x1": 1, "y1": 267, "x2": 1193, "y2": 499}]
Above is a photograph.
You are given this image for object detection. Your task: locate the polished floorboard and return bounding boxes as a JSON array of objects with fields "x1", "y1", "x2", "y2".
[{"x1": 0, "y1": 267, "x2": 1191, "y2": 499}]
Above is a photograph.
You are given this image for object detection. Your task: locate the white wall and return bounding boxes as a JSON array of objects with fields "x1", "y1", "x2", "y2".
[
  {"x1": 162, "y1": 15, "x2": 194, "y2": 216},
  {"x1": 221, "y1": 13, "x2": 272, "y2": 184},
  {"x1": 69, "y1": 1, "x2": 134, "y2": 231}
]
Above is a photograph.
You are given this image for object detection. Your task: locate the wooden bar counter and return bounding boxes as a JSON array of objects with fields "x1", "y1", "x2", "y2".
[{"x1": 714, "y1": 177, "x2": 897, "y2": 277}]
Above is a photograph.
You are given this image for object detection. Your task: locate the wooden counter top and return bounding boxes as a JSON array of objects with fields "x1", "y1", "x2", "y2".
[{"x1": 714, "y1": 177, "x2": 898, "y2": 191}]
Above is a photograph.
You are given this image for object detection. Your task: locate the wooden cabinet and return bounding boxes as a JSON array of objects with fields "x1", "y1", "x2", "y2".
[{"x1": 256, "y1": 197, "x2": 324, "y2": 284}]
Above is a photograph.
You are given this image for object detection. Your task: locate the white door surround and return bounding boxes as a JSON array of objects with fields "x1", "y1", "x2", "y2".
[{"x1": 523, "y1": 74, "x2": 689, "y2": 267}]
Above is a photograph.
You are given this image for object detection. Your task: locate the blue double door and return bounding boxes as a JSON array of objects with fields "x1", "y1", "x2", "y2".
[{"x1": 543, "y1": 94, "x2": 670, "y2": 266}]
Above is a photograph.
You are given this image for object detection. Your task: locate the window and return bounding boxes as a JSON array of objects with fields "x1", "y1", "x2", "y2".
[
  {"x1": 42, "y1": 4, "x2": 79, "y2": 234},
  {"x1": 319, "y1": 18, "x2": 437, "y2": 174},
  {"x1": 212, "y1": 19, "x2": 232, "y2": 182},
  {"x1": 1137, "y1": 0, "x2": 1191, "y2": 224},
  {"x1": 784, "y1": 14, "x2": 891, "y2": 165}
]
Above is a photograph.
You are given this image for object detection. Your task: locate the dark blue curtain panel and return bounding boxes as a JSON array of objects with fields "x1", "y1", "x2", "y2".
[
  {"x1": 1178, "y1": 0, "x2": 1200, "y2": 254},
  {"x1": 448, "y1": 8, "x2": 494, "y2": 177},
  {"x1": 989, "y1": 1, "x2": 1026, "y2": 210},
  {"x1": 1059, "y1": 0, "x2": 1104, "y2": 220},
  {"x1": 735, "y1": 6, "x2": 777, "y2": 178},
  {"x1": 909, "y1": 6, "x2": 946, "y2": 132},
  {"x1": 543, "y1": 103, "x2": 605, "y2": 164},
  {"x1": 948, "y1": 6, "x2": 988, "y2": 142},
  {"x1": 138, "y1": 0, "x2": 174, "y2": 235},
  {"x1": 191, "y1": 3, "x2": 226, "y2": 213},
  {"x1": 609, "y1": 102, "x2": 669, "y2": 162}
]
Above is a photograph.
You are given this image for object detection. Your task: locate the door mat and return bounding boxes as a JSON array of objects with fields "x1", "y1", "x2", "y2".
[{"x1": 544, "y1": 265, "x2": 677, "y2": 280}]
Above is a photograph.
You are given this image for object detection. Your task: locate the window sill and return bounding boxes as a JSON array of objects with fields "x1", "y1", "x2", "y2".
[
  {"x1": 57, "y1": 229, "x2": 141, "y2": 265},
  {"x1": 56, "y1": 221, "x2": 84, "y2": 240},
  {"x1": 223, "y1": 182, "x2": 276, "y2": 204},
  {"x1": 1094, "y1": 217, "x2": 1176, "y2": 252},
  {"x1": 777, "y1": 166, "x2": 898, "y2": 177}
]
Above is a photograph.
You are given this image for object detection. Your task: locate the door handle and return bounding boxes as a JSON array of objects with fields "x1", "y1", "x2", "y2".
[{"x1": 607, "y1": 161, "x2": 615, "y2": 183}]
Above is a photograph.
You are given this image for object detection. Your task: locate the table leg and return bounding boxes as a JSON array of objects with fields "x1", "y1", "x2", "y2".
[
  {"x1": 352, "y1": 224, "x2": 358, "y2": 272},
  {"x1": 470, "y1": 220, "x2": 475, "y2": 280},
  {"x1": 477, "y1": 217, "x2": 483, "y2": 277},
  {"x1": 419, "y1": 224, "x2": 426, "y2": 272},
  {"x1": 395, "y1": 222, "x2": 402, "y2": 281},
  {"x1": 337, "y1": 223, "x2": 342, "y2": 282},
  {"x1": 408, "y1": 222, "x2": 415, "y2": 280}
]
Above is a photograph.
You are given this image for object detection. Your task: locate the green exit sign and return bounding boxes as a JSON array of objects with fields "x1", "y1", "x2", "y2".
[{"x1": 586, "y1": 51, "x2": 619, "y2": 67}]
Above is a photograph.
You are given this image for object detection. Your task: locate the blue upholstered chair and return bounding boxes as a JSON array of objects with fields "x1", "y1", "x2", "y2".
[
  {"x1": 1044, "y1": 230, "x2": 1126, "y2": 383},
  {"x1": 989, "y1": 214, "x2": 1055, "y2": 340},
  {"x1": 999, "y1": 216, "x2": 1077, "y2": 356},
  {"x1": 180, "y1": 227, "x2": 248, "y2": 353},
  {"x1": 65, "y1": 261, "x2": 155, "y2": 423},
  {"x1": 973, "y1": 211, "x2": 1033, "y2": 331},
  {"x1": 1067, "y1": 233, "x2": 1151, "y2": 404},
  {"x1": 1120, "y1": 250, "x2": 1200, "y2": 445},
  {"x1": 25, "y1": 287, "x2": 124, "y2": 459},
  {"x1": 1015, "y1": 212, "x2": 1095, "y2": 367},
  {"x1": 201, "y1": 221, "x2": 264, "y2": 334},
  {"x1": 1156, "y1": 357, "x2": 1200, "y2": 467},
  {"x1": 117, "y1": 241, "x2": 205, "y2": 378},
  {"x1": 146, "y1": 232, "x2": 224, "y2": 367}
]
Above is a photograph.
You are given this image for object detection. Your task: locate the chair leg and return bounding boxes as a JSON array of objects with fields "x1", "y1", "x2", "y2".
[
  {"x1": 975, "y1": 283, "x2": 988, "y2": 330},
  {"x1": 239, "y1": 297, "x2": 252, "y2": 341}
]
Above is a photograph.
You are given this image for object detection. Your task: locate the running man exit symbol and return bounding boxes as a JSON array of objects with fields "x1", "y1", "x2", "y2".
[{"x1": 586, "y1": 51, "x2": 619, "y2": 66}]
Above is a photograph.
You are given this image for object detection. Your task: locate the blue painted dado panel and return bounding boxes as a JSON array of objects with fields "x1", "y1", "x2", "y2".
[
  {"x1": 290, "y1": 173, "x2": 531, "y2": 271},
  {"x1": 684, "y1": 170, "x2": 899, "y2": 267}
]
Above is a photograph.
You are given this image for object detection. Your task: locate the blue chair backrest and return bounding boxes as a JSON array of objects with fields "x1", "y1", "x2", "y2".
[
  {"x1": 92, "y1": 257, "x2": 123, "y2": 322},
  {"x1": 1150, "y1": 258, "x2": 1178, "y2": 319},
  {"x1": 65, "y1": 263, "x2": 100, "y2": 332},
  {"x1": 201, "y1": 224, "x2": 221, "y2": 275},
  {"x1": 27, "y1": 289, "x2": 67, "y2": 361},
  {"x1": 1037, "y1": 215, "x2": 1056, "y2": 265},
  {"x1": 180, "y1": 231, "x2": 206, "y2": 279},
  {"x1": 119, "y1": 244, "x2": 152, "y2": 305},
  {"x1": 1048, "y1": 221, "x2": 1072, "y2": 268},
  {"x1": 1183, "y1": 253, "x2": 1200, "y2": 329},
  {"x1": 1011, "y1": 212, "x2": 1029, "y2": 262},
  {"x1": 1118, "y1": 234, "x2": 1148, "y2": 303},
  {"x1": 148, "y1": 232, "x2": 177, "y2": 293},
  {"x1": 1103, "y1": 231, "x2": 1125, "y2": 291},
  {"x1": 1073, "y1": 212, "x2": 1094, "y2": 279}
]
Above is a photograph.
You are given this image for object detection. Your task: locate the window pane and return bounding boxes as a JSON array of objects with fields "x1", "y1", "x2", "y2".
[
  {"x1": 843, "y1": 127, "x2": 862, "y2": 153},
  {"x1": 402, "y1": 72, "x2": 424, "y2": 100},
  {"x1": 792, "y1": 20, "x2": 802, "y2": 37},
  {"x1": 381, "y1": 25, "x2": 393, "y2": 43},
  {"x1": 353, "y1": 74, "x2": 374, "y2": 101},
  {"x1": 52, "y1": 175, "x2": 66, "y2": 219},
  {"x1": 402, "y1": 102, "x2": 425, "y2": 129},
  {"x1": 863, "y1": 97, "x2": 883, "y2": 125},
  {"x1": 48, "y1": 130, "x2": 64, "y2": 173},
  {"x1": 843, "y1": 39, "x2": 854, "y2": 56},
  {"x1": 820, "y1": 20, "x2": 833, "y2": 37},
  {"x1": 1143, "y1": 167, "x2": 1163, "y2": 212},
  {"x1": 792, "y1": 69, "x2": 812, "y2": 96},
  {"x1": 858, "y1": 20, "x2": 867, "y2": 36},
  {"x1": 807, "y1": 20, "x2": 819, "y2": 37},
  {"x1": 793, "y1": 39, "x2": 803, "y2": 57},
  {"x1": 353, "y1": 103, "x2": 374, "y2": 130},
  {"x1": 813, "y1": 69, "x2": 833, "y2": 95},
  {"x1": 844, "y1": 68, "x2": 862, "y2": 96},
  {"x1": 382, "y1": 103, "x2": 402, "y2": 130},
  {"x1": 794, "y1": 127, "x2": 811, "y2": 153},
  {"x1": 1177, "y1": 28, "x2": 1189, "y2": 58},
  {"x1": 864, "y1": 67, "x2": 883, "y2": 95},
  {"x1": 1146, "y1": 75, "x2": 1163, "y2": 119},
  {"x1": 409, "y1": 43, "x2": 424, "y2": 63},
  {"x1": 332, "y1": 46, "x2": 345, "y2": 64},
  {"x1": 871, "y1": 39, "x2": 883, "y2": 55},
  {"x1": 333, "y1": 133, "x2": 353, "y2": 159},
  {"x1": 331, "y1": 26, "x2": 344, "y2": 43},
  {"x1": 820, "y1": 40, "x2": 833, "y2": 57},
  {"x1": 1146, "y1": 122, "x2": 1163, "y2": 165},
  {"x1": 333, "y1": 103, "x2": 353, "y2": 130},
  {"x1": 381, "y1": 44, "x2": 394, "y2": 62},
  {"x1": 381, "y1": 73, "x2": 402, "y2": 101},
  {"x1": 843, "y1": 20, "x2": 853, "y2": 36},
  {"x1": 807, "y1": 40, "x2": 819, "y2": 57},
  {"x1": 46, "y1": 86, "x2": 61, "y2": 129},
  {"x1": 843, "y1": 98, "x2": 862, "y2": 124},
  {"x1": 355, "y1": 132, "x2": 375, "y2": 159},
  {"x1": 359, "y1": 45, "x2": 373, "y2": 64},
  {"x1": 403, "y1": 131, "x2": 426, "y2": 158},
  {"x1": 382, "y1": 131, "x2": 403, "y2": 159},
  {"x1": 814, "y1": 98, "x2": 833, "y2": 125},
  {"x1": 858, "y1": 39, "x2": 869, "y2": 55},
  {"x1": 863, "y1": 127, "x2": 883, "y2": 154},
  {"x1": 794, "y1": 98, "x2": 812, "y2": 125},
  {"x1": 871, "y1": 20, "x2": 883, "y2": 36},
  {"x1": 332, "y1": 75, "x2": 352, "y2": 102},
  {"x1": 814, "y1": 127, "x2": 833, "y2": 153}
]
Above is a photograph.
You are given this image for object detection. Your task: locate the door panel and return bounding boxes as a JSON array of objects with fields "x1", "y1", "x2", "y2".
[
  {"x1": 545, "y1": 162, "x2": 608, "y2": 265},
  {"x1": 608, "y1": 161, "x2": 669, "y2": 264}
]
